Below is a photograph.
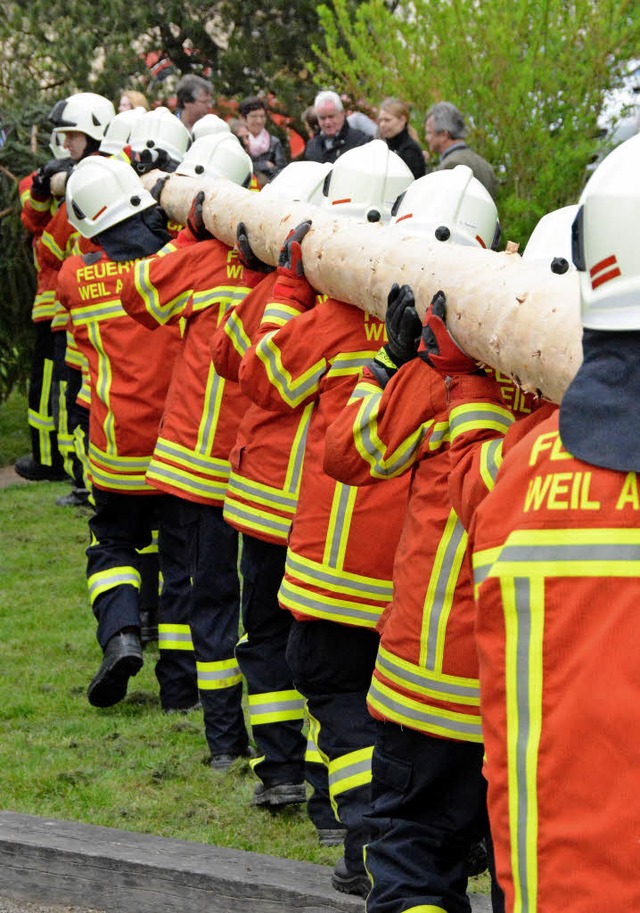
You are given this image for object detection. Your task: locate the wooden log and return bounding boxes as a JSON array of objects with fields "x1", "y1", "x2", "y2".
[{"x1": 145, "y1": 171, "x2": 583, "y2": 404}]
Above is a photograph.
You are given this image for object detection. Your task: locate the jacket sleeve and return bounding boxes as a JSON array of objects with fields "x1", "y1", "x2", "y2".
[
  {"x1": 323, "y1": 358, "x2": 449, "y2": 485},
  {"x1": 39, "y1": 203, "x2": 79, "y2": 272},
  {"x1": 20, "y1": 173, "x2": 54, "y2": 238},
  {"x1": 447, "y1": 373, "x2": 555, "y2": 531},
  {"x1": 211, "y1": 273, "x2": 276, "y2": 381}
]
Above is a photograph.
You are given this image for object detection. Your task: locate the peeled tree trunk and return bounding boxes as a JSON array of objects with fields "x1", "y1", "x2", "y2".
[{"x1": 142, "y1": 171, "x2": 583, "y2": 404}]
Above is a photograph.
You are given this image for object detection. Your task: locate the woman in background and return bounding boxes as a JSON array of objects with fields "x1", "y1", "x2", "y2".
[{"x1": 377, "y1": 98, "x2": 425, "y2": 179}]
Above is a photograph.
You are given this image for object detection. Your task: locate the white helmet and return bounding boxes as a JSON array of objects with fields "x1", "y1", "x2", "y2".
[
  {"x1": 390, "y1": 165, "x2": 499, "y2": 249},
  {"x1": 262, "y1": 161, "x2": 332, "y2": 205},
  {"x1": 522, "y1": 205, "x2": 578, "y2": 274},
  {"x1": 99, "y1": 107, "x2": 147, "y2": 156},
  {"x1": 129, "y1": 107, "x2": 191, "y2": 172},
  {"x1": 174, "y1": 133, "x2": 252, "y2": 186},
  {"x1": 49, "y1": 130, "x2": 70, "y2": 160},
  {"x1": 50, "y1": 92, "x2": 115, "y2": 141},
  {"x1": 66, "y1": 156, "x2": 156, "y2": 238},
  {"x1": 191, "y1": 114, "x2": 231, "y2": 141},
  {"x1": 571, "y1": 133, "x2": 640, "y2": 329},
  {"x1": 321, "y1": 139, "x2": 413, "y2": 223}
]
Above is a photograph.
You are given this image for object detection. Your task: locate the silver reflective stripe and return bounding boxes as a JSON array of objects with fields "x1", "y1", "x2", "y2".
[
  {"x1": 376, "y1": 649, "x2": 479, "y2": 702},
  {"x1": 425, "y1": 515, "x2": 467, "y2": 671},
  {"x1": 285, "y1": 552, "x2": 392, "y2": 599},
  {"x1": 449, "y1": 405, "x2": 513, "y2": 436},
  {"x1": 368, "y1": 678, "x2": 482, "y2": 738},
  {"x1": 278, "y1": 578, "x2": 382, "y2": 624},
  {"x1": 227, "y1": 475, "x2": 298, "y2": 509}
]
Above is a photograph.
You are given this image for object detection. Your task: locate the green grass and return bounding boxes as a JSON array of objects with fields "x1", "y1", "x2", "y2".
[
  {"x1": 0, "y1": 393, "x2": 489, "y2": 894},
  {"x1": 0, "y1": 388, "x2": 30, "y2": 466}
]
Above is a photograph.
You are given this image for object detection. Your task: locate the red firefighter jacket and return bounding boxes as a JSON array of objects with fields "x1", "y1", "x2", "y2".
[
  {"x1": 238, "y1": 286, "x2": 410, "y2": 628},
  {"x1": 120, "y1": 232, "x2": 264, "y2": 506},
  {"x1": 57, "y1": 249, "x2": 180, "y2": 492},
  {"x1": 324, "y1": 360, "x2": 534, "y2": 742},
  {"x1": 211, "y1": 271, "x2": 314, "y2": 545},
  {"x1": 446, "y1": 371, "x2": 640, "y2": 912},
  {"x1": 20, "y1": 173, "x2": 66, "y2": 324}
]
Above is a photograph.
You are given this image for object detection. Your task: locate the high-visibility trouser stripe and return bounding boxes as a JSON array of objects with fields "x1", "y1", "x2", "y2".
[
  {"x1": 223, "y1": 498, "x2": 291, "y2": 542},
  {"x1": 305, "y1": 731, "x2": 324, "y2": 766},
  {"x1": 375, "y1": 644, "x2": 480, "y2": 706},
  {"x1": 57, "y1": 380, "x2": 76, "y2": 477},
  {"x1": 137, "y1": 531, "x2": 158, "y2": 555},
  {"x1": 474, "y1": 528, "x2": 640, "y2": 584},
  {"x1": 29, "y1": 356, "x2": 55, "y2": 465},
  {"x1": 146, "y1": 462, "x2": 228, "y2": 502},
  {"x1": 158, "y1": 624, "x2": 194, "y2": 652},
  {"x1": 285, "y1": 551, "x2": 393, "y2": 603},
  {"x1": 350, "y1": 381, "x2": 444, "y2": 480},
  {"x1": 479, "y1": 436, "x2": 504, "y2": 492},
  {"x1": 401, "y1": 906, "x2": 447, "y2": 912},
  {"x1": 224, "y1": 311, "x2": 251, "y2": 359},
  {"x1": 134, "y1": 259, "x2": 192, "y2": 325},
  {"x1": 448, "y1": 402, "x2": 514, "y2": 441},
  {"x1": 324, "y1": 482, "x2": 357, "y2": 567},
  {"x1": 279, "y1": 578, "x2": 384, "y2": 629},
  {"x1": 420, "y1": 509, "x2": 468, "y2": 670},
  {"x1": 87, "y1": 567, "x2": 141, "y2": 605},
  {"x1": 256, "y1": 332, "x2": 326, "y2": 408},
  {"x1": 328, "y1": 746, "x2": 373, "y2": 801},
  {"x1": 74, "y1": 427, "x2": 91, "y2": 490},
  {"x1": 367, "y1": 676, "x2": 483, "y2": 743},
  {"x1": 196, "y1": 658, "x2": 243, "y2": 691},
  {"x1": 248, "y1": 690, "x2": 305, "y2": 726},
  {"x1": 502, "y1": 575, "x2": 544, "y2": 913}
]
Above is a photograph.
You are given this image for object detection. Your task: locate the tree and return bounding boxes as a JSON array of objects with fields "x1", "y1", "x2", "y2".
[{"x1": 312, "y1": 0, "x2": 640, "y2": 244}]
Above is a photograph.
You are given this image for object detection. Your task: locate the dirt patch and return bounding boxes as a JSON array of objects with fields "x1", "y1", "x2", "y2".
[{"x1": 0, "y1": 464, "x2": 30, "y2": 489}]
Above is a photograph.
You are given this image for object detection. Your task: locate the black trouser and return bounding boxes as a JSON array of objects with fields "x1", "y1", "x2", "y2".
[{"x1": 27, "y1": 320, "x2": 64, "y2": 469}]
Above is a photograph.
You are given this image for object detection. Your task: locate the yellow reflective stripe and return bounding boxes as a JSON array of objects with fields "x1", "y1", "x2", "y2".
[
  {"x1": 349, "y1": 380, "x2": 442, "y2": 480},
  {"x1": 283, "y1": 401, "x2": 313, "y2": 492},
  {"x1": 323, "y1": 482, "x2": 357, "y2": 569},
  {"x1": 89, "y1": 445, "x2": 150, "y2": 472},
  {"x1": 223, "y1": 309, "x2": 251, "y2": 358},
  {"x1": 158, "y1": 623, "x2": 194, "y2": 651},
  {"x1": 146, "y1": 462, "x2": 229, "y2": 500},
  {"x1": 305, "y1": 736, "x2": 323, "y2": 766},
  {"x1": 87, "y1": 566, "x2": 141, "y2": 604},
  {"x1": 479, "y1": 436, "x2": 504, "y2": 492},
  {"x1": 152, "y1": 437, "x2": 229, "y2": 474},
  {"x1": 41, "y1": 230, "x2": 64, "y2": 262},
  {"x1": 27, "y1": 194, "x2": 52, "y2": 212},
  {"x1": 134, "y1": 258, "x2": 192, "y2": 325},
  {"x1": 502, "y1": 575, "x2": 544, "y2": 913},
  {"x1": 196, "y1": 657, "x2": 243, "y2": 690},
  {"x1": 279, "y1": 578, "x2": 383, "y2": 627},
  {"x1": 223, "y1": 498, "x2": 292, "y2": 540},
  {"x1": 86, "y1": 322, "x2": 117, "y2": 455},
  {"x1": 402, "y1": 906, "x2": 447, "y2": 913},
  {"x1": 419, "y1": 509, "x2": 467, "y2": 671},
  {"x1": 196, "y1": 363, "x2": 224, "y2": 455},
  {"x1": 367, "y1": 676, "x2": 483, "y2": 742},
  {"x1": 262, "y1": 300, "x2": 303, "y2": 324},
  {"x1": 74, "y1": 426, "x2": 91, "y2": 489},
  {"x1": 226, "y1": 473, "x2": 298, "y2": 511},
  {"x1": 375, "y1": 644, "x2": 479, "y2": 706},
  {"x1": 286, "y1": 550, "x2": 393, "y2": 602},
  {"x1": 255, "y1": 331, "x2": 326, "y2": 408},
  {"x1": 326, "y1": 350, "x2": 374, "y2": 378},
  {"x1": 449, "y1": 401, "x2": 513, "y2": 441},
  {"x1": 482, "y1": 527, "x2": 640, "y2": 578},
  {"x1": 70, "y1": 299, "x2": 126, "y2": 326},
  {"x1": 248, "y1": 689, "x2": 305, "y2": 725},
  {"x1": 328, "y1": 746, "x2": 373, "y2": 799}
]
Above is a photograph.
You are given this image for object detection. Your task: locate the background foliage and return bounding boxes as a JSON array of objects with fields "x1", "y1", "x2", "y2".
[{"x1": 1, "y1": 0, "x2": 639, "y2": 399}]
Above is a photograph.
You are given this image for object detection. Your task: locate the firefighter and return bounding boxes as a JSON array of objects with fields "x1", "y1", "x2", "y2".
[
  {"x1": 119, "y1": 133, "x2": 267, "y2": 769},
  {"x1": 432, "y1": 136, "x2": 640, "y2": 912},
  {"x1": 58, "y1": 156, "x2": 187, "y2": 708},
  {"x1": 211, "y1": 161, "x2": 344, "y2": 834},
  {"x1": 237, "y1": 140, "x2": 414, "y2": 897},
  {"x1": 16, "y1": 92, "x2": 114, "y2": 485},
  {"x1": 322, "y1": 166, "x2": 526, "y2": 913}
]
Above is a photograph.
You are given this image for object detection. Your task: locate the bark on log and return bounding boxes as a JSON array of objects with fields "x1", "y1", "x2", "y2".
[{"x1": 145, "y1": 171, "x2": 583, "y2": 404}]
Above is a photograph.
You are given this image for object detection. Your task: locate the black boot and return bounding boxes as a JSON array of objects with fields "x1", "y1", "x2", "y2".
[{"x1": 87, "y1": 631, "x2": 143, "y2": 708}]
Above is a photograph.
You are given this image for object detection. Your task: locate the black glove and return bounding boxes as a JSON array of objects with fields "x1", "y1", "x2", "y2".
[
  {"x1": 150, "y1": 174, "x2": 170, "y2": 203},
  {"x1": 31, "y1": 157, "x2": 74, "y2": 198},
  {"x1": 236, "y1": 222, "x2": 275, "y2": 273},
  {"x1": 384, "y1": 283, "x2": 422, "y2": 366},
  {"x1": 186, "y1": 191, "x2": 213, "y2": 241},
  {"x1": 418, "y1": 290, "x2": 480, "y2": 375},
  {"x1": 278, "y1": 220, "x2": 312, "y2": 278}
]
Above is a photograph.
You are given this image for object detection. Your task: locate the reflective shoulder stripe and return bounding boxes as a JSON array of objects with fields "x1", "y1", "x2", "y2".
[
  {"x1": 255, "y1": 331, "x2": 326, "y2": 408},
  {"x1": 326, "y1": 351, "x2": 375, "y2": 377},
  {"x1": 41, "y1": 231, "x2": 65, "y2": 262},
  {"x1": 449, "y1": 401, "x2": 513, "y2": 440},
  {"x1": 224, "y1": 310, "x2": 251, "y2": 358},
  {"x1": 262, "y1": 300, "x2": 304, "y2": 325},
  {"x1": 479, "y1": 437, "x2": 504, "y2": 491},
  {"x1": 134, "y1": 258, "x2": 191, "y2": 324}
]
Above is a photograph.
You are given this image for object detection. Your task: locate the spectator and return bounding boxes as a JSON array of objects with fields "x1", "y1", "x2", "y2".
[
  {"x1": 238, "y1": 96, "x2": 288, "y2": 187},
  {"x1": 425, "y1": 101, "x2": 497, "y2": 198},
  {"x1": 228, "y1": 117, "x2": 251, "y2": 153},
  {"x1": 175, "y1": 74, "x2": 213, "y2": 133},
  {"x1": 377, "y1": 97, "x2": 426, "y2": 179},
  {"x1": 304, "y1": 90, "x2": 371, "y2": 164},
  {"x1": 118, "y1": 89, "x2": 149, "y2": 112},
  {"x1": 301, "y1": 105, "x2": 319, "y2": 140}
]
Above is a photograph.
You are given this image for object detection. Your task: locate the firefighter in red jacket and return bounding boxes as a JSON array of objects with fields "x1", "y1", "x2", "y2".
[
  {"x1": 322, "y1": 167, "x2": 525, "y2": 913},
  {"x1": 58, "y1": 156, "x2": 186, "y2": 708},
  {"x1": 120, "y1": 133, "x2": 267, "y2": 768},
  {"x1": 16, "y1": 93, "x2": 114, "y2": 484},
  {"x1": 238, "y1": 141, "x2": 414, "y2": 897},
  {"x1": 421, "y1": 154, "x2": 640, "y2": 913},
  {"x1": 211, "y1": 161, "x2": 345, "y2": 829}
]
